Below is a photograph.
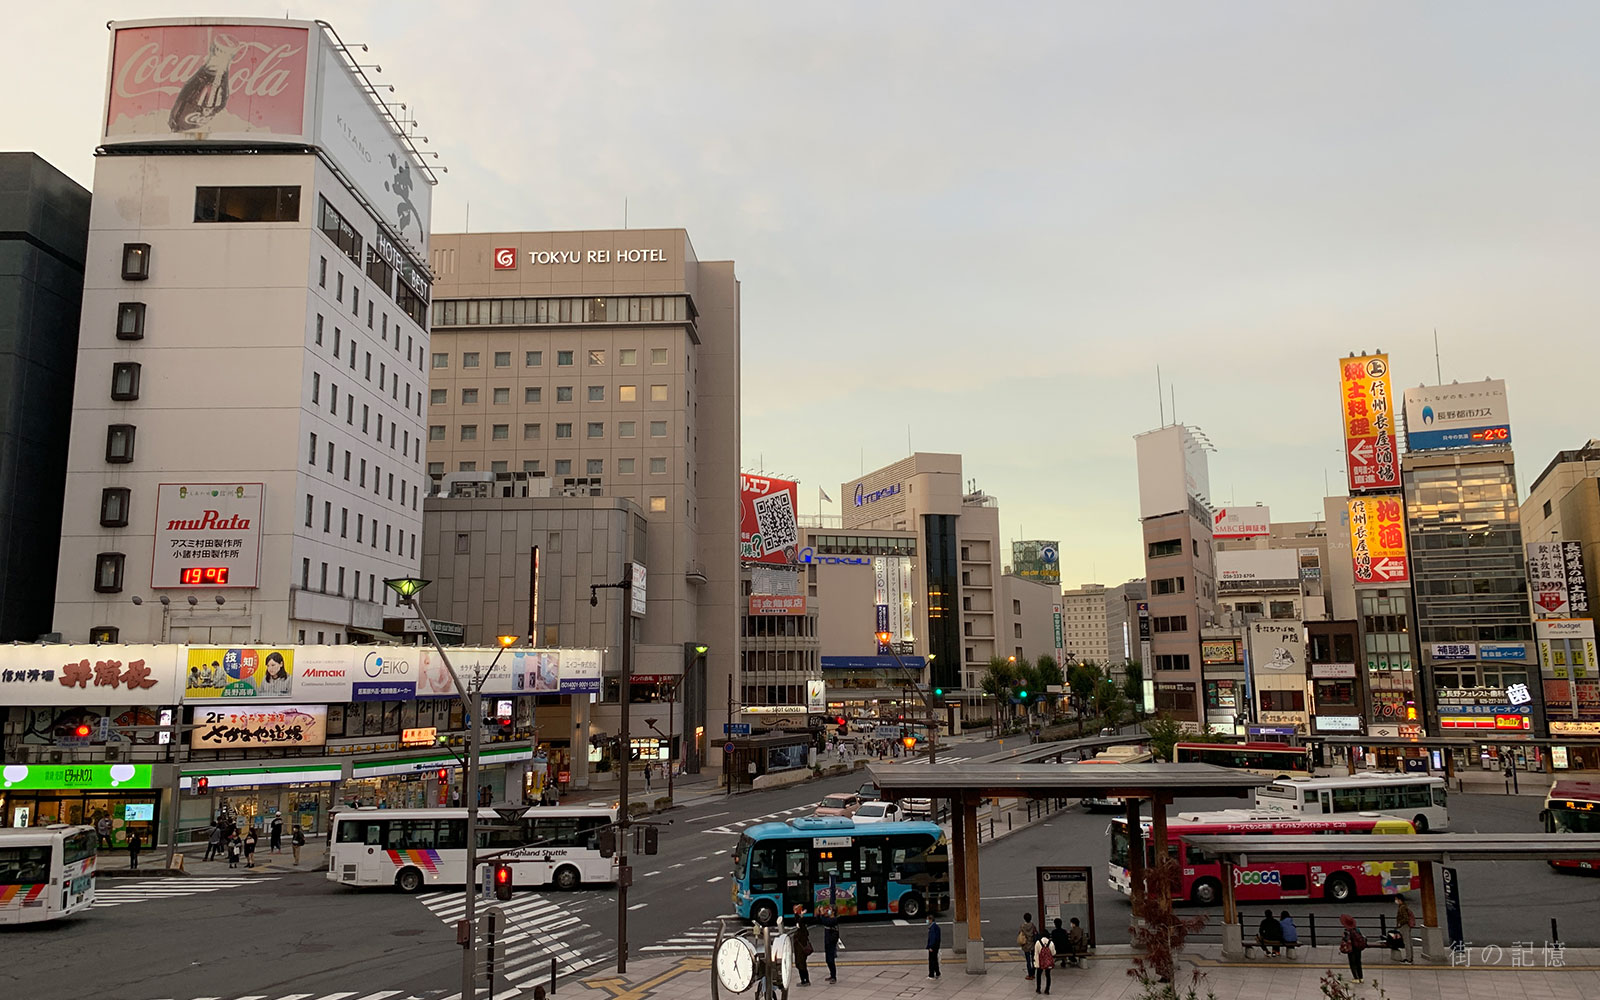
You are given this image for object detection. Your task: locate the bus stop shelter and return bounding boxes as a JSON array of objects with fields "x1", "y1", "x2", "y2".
[
  {"x1": 1182, "y1": 832, "x2": 1600, "y2": 962},
  {"x1": 867, "y1": 762, "x2": 1271, "y2": 973}
]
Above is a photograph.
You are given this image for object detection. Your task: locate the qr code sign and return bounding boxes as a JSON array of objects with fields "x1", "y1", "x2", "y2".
[{"x1": 753, "y1": 490, "x2": 798, "y2": 557}]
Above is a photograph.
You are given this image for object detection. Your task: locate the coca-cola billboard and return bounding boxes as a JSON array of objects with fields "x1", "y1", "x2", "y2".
[
  {"x1": 151, "y1": 483, "x2": 265, "y2": 589},
  {"x1": 105, "y1": 22, "x2": 312, "y2": 143}
]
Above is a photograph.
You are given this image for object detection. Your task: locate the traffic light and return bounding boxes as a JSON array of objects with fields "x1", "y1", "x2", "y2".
[
  {"x1": 1017, "y1": 688, "x2": 1028, "y2": 700},
  {"x1": 494, "y1": 863, "x2": 514, "y2": 900},
  {"x1": 598, "y1": 827, "x2": 616, "y2": 858},
  {"x1": 932, "y1": 686, "x2": 944, "y2": 699},
  {"x1": 72, "y1": 722, "x2": 92, "y2": 739},
  {"x1": 195, "y1": 776, "x2": 210, "y2": 795},
  {"x1": 437, "y1": 768, "x2": 449, "y2": 783},
  {"x1": 901, "y1": 735, "x2": 918, "y2": 750}
]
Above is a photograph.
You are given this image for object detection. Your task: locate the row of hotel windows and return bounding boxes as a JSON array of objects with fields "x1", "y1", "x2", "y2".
[
  {"x1": 314, "y1": 310, "x2": 424, "y2": 391},
  {"x1": 430, "y1": 420, "x2": 672, "y2": 442},
  {"x1": 431, "y1": 348, "x2": 672, "y2": 369},
  {"x1": 304, "y1": 435, "x2": 421, "y2": 510},
  {"x1": 437, "y1": 384, "x2": 674, "y2": 405},
  {"x1": 316, "y1": 196, "x2": 429, "y2": 328},
  {"x1": 310, "y1": 373, "x2": 422, "y2": 461},
  {"x1": 432, "y1": 296, "x2": 691, "y2": 328},
  {"x1": 304, "y1": 497, "x2": 413, "y2": 547},
  {"x1": 431, "y1": 457, "x2": 670, "y2": 477}
]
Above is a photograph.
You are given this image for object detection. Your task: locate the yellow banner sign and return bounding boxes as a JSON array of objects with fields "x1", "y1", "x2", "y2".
[{"x1": 1348, "y1": 496, "x2": 1410, "y2": 586}]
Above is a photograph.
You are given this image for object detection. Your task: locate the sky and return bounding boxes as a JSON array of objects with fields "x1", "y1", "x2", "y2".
[{"x1": 9, "y1": 1, "x2": 1598, "y2": 587}]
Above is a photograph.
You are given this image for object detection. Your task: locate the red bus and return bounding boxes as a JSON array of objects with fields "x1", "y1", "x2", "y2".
[
  {"x1": 1173, "y1": 741, "x2": 1311, "y2": 778},
  {"x1": 1541, "y1": 780, "x2": 1600, "y2": 873},
  {"x1": 1109, "y1": 809, "x2": 1418, "y2": 906}
]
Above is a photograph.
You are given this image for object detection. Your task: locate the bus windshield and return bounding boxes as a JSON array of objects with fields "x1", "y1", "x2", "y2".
[{"x1": 1547, "y1": 805, "x2": 1600, "y2": 834}]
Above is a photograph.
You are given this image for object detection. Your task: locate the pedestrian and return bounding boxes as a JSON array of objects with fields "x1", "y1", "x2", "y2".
[
  {"x1": 1018, "y1": 912, "x2": 1039, "y2": 980},
  {"x1": 269, "y1": 811, "x2": 284, "y2": 853},
  {"x1": 1279, "y1": 911, "x2": 1298, "y2": 956},
  {"x1": 926, "y1": 912, "x2": 942, "y2": 978},
  {"x1": 127, "y1": 829, "x2": 142, "y2": 870},
  {"x1": 1049, "y1": 917, "x2": 1070, "y2": 960},
  {"x1": 644, "y1": 764, "x2": 653, "y2": 792},
  {"x1": 204, "y1": 822, "x2": 222, "y2": 862},
  {"x1": 226, "y1": 833, "x2": 241, "y2": 869},
  {"x1": 791, "y1": 905, "x2": 813, "y2": 986},
  {"x1": 1033, "y1": 929, "x2": 1056, "y2": 995},
  {"x1": 243, "y1": 828, "x2": 258, "y2": 868},
  {"x1": 291, "y1": 824, "x2": 306, "y2": 865},
  {"x1": 1256, "y1": 908, "x2": 1283, "y2": 956},
  {"x1": 1065, "y1": 917, "x2": 1086, "y2": 967},
  {"x1": 820, "y1": 905, "x2": 840, "y2": 983},
  {"x1": 1394, "y1": 896, "x2": 1415, "y2": 964},
  {"x1": 1338, "y1": 913, "x2": 1366, "y2": 983}
]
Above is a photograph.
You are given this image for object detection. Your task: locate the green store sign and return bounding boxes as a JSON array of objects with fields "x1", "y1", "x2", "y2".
[{"x1": 1, "y1": 763, "x2": 154, "y2": 791}]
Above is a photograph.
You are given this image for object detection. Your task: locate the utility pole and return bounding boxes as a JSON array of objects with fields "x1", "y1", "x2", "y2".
[{"x1": 592, "y1": 563, "x2": 637, "y2": 974}]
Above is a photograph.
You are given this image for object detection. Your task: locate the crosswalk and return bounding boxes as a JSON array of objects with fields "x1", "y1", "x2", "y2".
[
  {"x1": 703, "y1": 804, "x2": 814, "y2": 835},
  {"x1": 93, "y1": 875, "x2": 280, "y2": 909},
  {"x1": 137, "y1": 992, "x2": 447, "y2": 1000},
  {"x1": 639, "y1": 915, "x2": 727, "y2": 954},
  {"x1": 417, "y1": 889, "x2": 611, "y2": 990}
]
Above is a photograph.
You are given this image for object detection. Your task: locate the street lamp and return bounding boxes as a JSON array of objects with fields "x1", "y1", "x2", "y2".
[
  {"x1": 385, "y1": 577, "x2": 491, "y2": 1000},
  {"x1": 874, "y1": 631, "x2": 938, "y2": 767},
  {"x1": 590, "y1": 564, "x2": 640, "y2": 974}
]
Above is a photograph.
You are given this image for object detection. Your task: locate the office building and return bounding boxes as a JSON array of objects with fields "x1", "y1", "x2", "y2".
[
  {"x1": 424, "y1": 228, "x2": 740, "y2": 770},
  {"x1": 1104, "y1": 579, "x2": 1147, "y2": 665},
  {"x1": 1060, "y1": 583, "x2": 1111, "y2": 667},
  {"x1": 53, "y1": 19, "x2": 435, "y2": 645},
  {"x1": 1002, "y1": 571, "x2": 1059, "y2": 665},
  {"x1": 0, "y1": 153, "x2": 90, "y2": 641}
]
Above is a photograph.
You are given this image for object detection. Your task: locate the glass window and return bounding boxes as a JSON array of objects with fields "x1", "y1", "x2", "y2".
[
  {"x1": 649, "y1": 496, "x2": 667, "y2": 512},
  {"x1": 555, "y1": 459, "x2": 571, "y2": 475},
  {"x1": 492, "y1": 424, "x2": 509, "y2": 440},
  {"x1": 110, "y1": 362, "x2": 142, "y2": 401},
  {"x1": 430, "y1": 388, "x2": 445, "y2": 405},
  {"x1": 462, "y1": 352, "x2": 480, "y2": 368},
  {"x1": 523, "y1": 423, "x2": 541, "y2": 440},
  {"x1": 459, "y1": 461, "x2": 476, "y2": 472},
  {"x1": 556, "y1": 387, "x2": 573, "y2": 402},
  {"x1": 557, "y1": 351, "x2": 574, "y2": 366},
  {"x1": 493, "y1": 387, "x2": 510, "y2": 404},
  {"x1": 460, "y1": 425, "x2": 477, "y2": 441},
  {"x1": 587, "y1": 459, "x2": 604, "y2": 475},
  {"x1": 523, "y1": 460, "x2": 542, "y2": 474},
  {"x1": 619, "y1": 349, "x2": 637, "y2": 365},
  {"x1": 121, "y1": 242, "x2": 150, "y2": 280},
  {"x1": 526, "y1": 351, "x2": 543, "y2": 367},
  {"x1": 432, "y1": 353, "x2": 448, "y2": 369},
  {"x1": 618, "y1": 458, "x2": 636, "y2": 474},
  {"x1": 116, "y1": 302, "x2": 146, "y2": 340},
  {"x1": 461, "y1": 388, "x2": 479, "y2": 404},
  {"x1": 587, "y1": 422, "x2": 604, "y2": 438},
  {"x1": 650, "y1": 457, "x2": 667, "y2": 475},
  {"x1": 588, "y1": 386, "x2": 605, "y2": 401},
  {"x1": 556, "y1": 423, "x2": 572, "y2": 438},
  {"x1": 619, "y1": 385, "x2": 637, "y2": 402},
  {"x1": 650, "y1": 384, "x2": 668, "y2": 402},
  {"x1": 589, "y1": 350, "x2": 605, "y2": 366},
  {"x1": 650, "y1": 348, "x2": 668, "y2": 365},
  {"x1": 650, "y1": 420, "x2": 667, "y2": 437},
  {"x1": 494, "y1": 351, "x2": 511, "y2": 367},
  {"x1": 619, "y1": 421, "x2": 636, "y2": 438},
  {"x1": 105, "y1": 424, "x2": 136, "y2": 463},
  {"x1": 94, "y1": 552, "x2": 126, "y2": 593},
  {"x1": 525, "y1": 387, "x2": 543, "y2": 403},
  {"x1": 429, "y1": 425, "x2": 444, "y2": 441},
  {"x1": 195, "y1": 185, "x2": 301, "y2": 223},
  {"x1": 99, "y1": 488, "x2": 131, "y2": 527}
]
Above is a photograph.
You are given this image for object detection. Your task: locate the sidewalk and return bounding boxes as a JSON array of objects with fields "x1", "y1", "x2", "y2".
[
  {"x1": 572, "y1": 945, "x2": 1600, "y2": 1000},
  {"x1": 97, "y1": 837, "x2": 327, "y2": 877}
]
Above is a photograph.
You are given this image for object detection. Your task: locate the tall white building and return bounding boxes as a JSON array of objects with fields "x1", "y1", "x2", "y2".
[
  {"x1": 1060, "y1": 583, "x2": 1110, "y2": 666},
  {"x1": 53, "y1": 18, "x2": 436, "y2": 645}
]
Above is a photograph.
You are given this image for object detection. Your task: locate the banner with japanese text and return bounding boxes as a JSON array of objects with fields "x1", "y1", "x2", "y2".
[
  {"x1": 739, "y1": 475, "x2": 801, "y2": 565},
  {"x1": 1338, "y1": 354, "x2": 1400, "y2": 491},
  {"x1": 1349, "y1": 496, "x2": 1410, "y2": 586},
  {"x1": 0, "y1": 645, "x2": 181, "y2": 706},
  {"x1": 185, "y1": 648, "x2": 294, "y2": 700},
  {"x1": 189, "y1": 704, "x2": 327, "y2": 748}
]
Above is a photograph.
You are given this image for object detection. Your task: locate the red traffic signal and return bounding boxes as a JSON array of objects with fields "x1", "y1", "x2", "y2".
[
  {"x1": 73, "y1": 722, "x2": 92, "y2": 739},
  {"x1": 437, "y1": 768, "x2": 449, "y2": 782},
  {"x1": 493, "y1": 863, "x2": 514, "y2": 900},
  {"x1": 835, "y1": 717, "x2": 846, "y2": 726},
  {"x1": 195, "y1": 776, "x2": 210, "y2": 794}
]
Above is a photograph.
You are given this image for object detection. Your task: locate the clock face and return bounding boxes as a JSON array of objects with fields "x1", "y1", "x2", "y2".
[{"x1": 716, "y1": 937, "x2": 757, "y2": 993}]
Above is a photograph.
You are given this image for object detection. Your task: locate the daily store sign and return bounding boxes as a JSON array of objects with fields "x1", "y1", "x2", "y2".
[{"x1": 1, "y1": 764, "x2": 154, "y2": 790}]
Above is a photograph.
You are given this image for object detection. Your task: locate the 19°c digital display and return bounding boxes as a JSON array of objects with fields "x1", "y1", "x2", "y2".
[{"x1": 179, "y1": 567, "x2": 229, "y2": 585}]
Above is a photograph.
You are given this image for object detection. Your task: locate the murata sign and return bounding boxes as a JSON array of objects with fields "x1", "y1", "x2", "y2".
[{"x1": 151, "y1": 483, "x2": 264, "y2": 588}]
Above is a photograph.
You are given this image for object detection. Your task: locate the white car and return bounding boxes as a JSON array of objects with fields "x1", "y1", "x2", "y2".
[{"x1": 851, "y1": 801, "x2": 903, "y2": 824}]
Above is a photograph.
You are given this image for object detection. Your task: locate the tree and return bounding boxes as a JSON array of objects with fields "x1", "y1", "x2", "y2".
[
  {"x1": 980, "y1": 656, "x2": 1020, "y2": 724},
  {"x1": 1068, "y1": 663, "x2": 1099, "y2": 735},
  {"x1": 1142, "y1": 713, "x2": 1187, "y2": 762},
  {"x1": 1095, "y1": 677, "x2": 1129, "y2": 731},
  {"x1": 1121, "y1": 659, "x2": 1144, "y2": 716},
  {"x1": 1033, "y1": 655, "x2": 1063, "y2": 716}
]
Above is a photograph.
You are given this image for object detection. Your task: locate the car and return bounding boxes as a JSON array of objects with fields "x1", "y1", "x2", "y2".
[
  {"x1": 858, "y1": 781, "x2": 881, "y2": 800},
  {"x1": 813, "y1": 793, "x2": 862, "y2": 817},
  {"x1": 851, "y1": 801, "x2": 903, "y2": 824},
  {"x1": 1100, "y1": 726, "x2": 1118, "y2": 736},
  {"x1": 899, "y1": 797, "x2": 934, "y2": 820}
]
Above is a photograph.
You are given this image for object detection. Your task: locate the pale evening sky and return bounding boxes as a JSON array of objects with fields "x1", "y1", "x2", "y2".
[{"x1": 8, "y1": 2, "x2": 1597, "y2": 587}]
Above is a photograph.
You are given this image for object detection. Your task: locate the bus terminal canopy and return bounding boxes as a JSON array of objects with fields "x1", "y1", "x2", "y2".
[
  {"x1": 866, "y1": 762, "x2": 1273, "y2": 801},
  {"x1": 1181, "y1": 832, "x2": 1600, "y2": 863}
]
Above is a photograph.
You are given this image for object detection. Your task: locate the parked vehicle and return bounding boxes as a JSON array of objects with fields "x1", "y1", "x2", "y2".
[
  {"x1": 813, "y1": 793, "x2": 863, "y2": 817},
  {"x1": 851, "y1": 801, "x2": 903, "y2": 824}
]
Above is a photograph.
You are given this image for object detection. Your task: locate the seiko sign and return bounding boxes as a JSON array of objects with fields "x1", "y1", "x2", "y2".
[
  {"x1": 363, "y1": 651, "x2": 412, "y2": 679},
  {"x1": 798, "y1": 547, "x2": 869, "y2": 566},
  {"x1": 853, "y1": 482, "x2": 901, "y2": 507}
]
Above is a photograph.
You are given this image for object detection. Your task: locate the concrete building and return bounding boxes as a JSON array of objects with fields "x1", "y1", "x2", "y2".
[
  {"x1": 1060, "y1": 583, "x2": 1111, "y2": 667},
  {"x1": 1134, "y1": 425, "x2": 1217, "y2": 725},
  {"x1": 53, "y1": 19, "x2": 435, "y2": 645},
  {"x1": 423, "y1": 228, "x2": 740, "y2": 770},
  {"x1": 1105, "y1": 579, "x2": 1147, "y2": 665},
  {"x1": 1002, "y1": 572, "x2": 1059, "y2": 666},
  {"x1": 1215, "y1": 516, "x2": 1331, "y2": 621},
  {"x1": 0, "y1": 154, "x2": 89, "y2": 641}
]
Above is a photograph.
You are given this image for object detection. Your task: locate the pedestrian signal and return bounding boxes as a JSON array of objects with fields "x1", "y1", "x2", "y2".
[{"x1": 494, "y1": 863, "x2": 514, "y2": 900}]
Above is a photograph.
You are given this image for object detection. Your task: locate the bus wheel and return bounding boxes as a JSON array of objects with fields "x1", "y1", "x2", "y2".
[
  {"x1": 899, "y1": 893, "x2": 926, "y2": 920},
  {"x1": 1412, "y1": 814, "x2": 1430, "y2": 834},
  {"x1": 1323, "y1": 874, "x2": 1356, "y2": 903},
  {"x1": 1190, "y1": 878, "x2": 1222, "y2": 906},
  {"x1": 554, "y1": 865, "x2": 582, "y2": 891},
  {"x1": 396, "y1": 867, "x2": 424, "y2": 893},
  {"x1": 751, "y1": 900, "x2": 779, "y2": 927}
]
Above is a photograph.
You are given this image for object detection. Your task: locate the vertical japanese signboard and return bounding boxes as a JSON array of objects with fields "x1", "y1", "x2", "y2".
[
  {"x1": 1338, "y1": 354, "x2": 1400, "y2": 491},
  {"x1": 1528, "y1": 541, "x2": 1590, "y2": 618},
  {"x1": 1348, "y1": 496, "x2": 1410, "y2": 586}
]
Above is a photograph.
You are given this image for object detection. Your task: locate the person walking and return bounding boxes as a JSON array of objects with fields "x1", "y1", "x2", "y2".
[
  {"x1": 269, "y1": 812, "x2": 284, "y2": 853},
  {"x1": 291, "y1": 825, "x2": 306, "y2": 865},
  {"x1": 1279, "y1": 911, "x2": 1299, "y2": 956},
  {"x1": 243, "y1": 828, "x2": 258, "y2": 868},
  {"x1": 1339, "y1": 914, "x2": 1367, "y2": 983},
  {"x1": 1033, "y1": 930, "x2": 1056, "y2": 995},
  {"x1": 644, "y1": 764, "x2": 653, "y2": 793},
  {"x1": 225, "y1": 832, "x2": 241, "y2": 869},
  {"x1": 204, "y1": 822, "x2": 222, "y2": 862},
  {"x1": 1065, "y1": 917, "x2": 1087, "y2": 967},
  {"x1": 926, "y1": 913, "x2": 942, "y2": 979},
  {"x1": 791, "y1": 905, "x2": 813, "y2": 986},
  {"x1": 127, "y1": 829, "x2": 142, "y2": 870},
  {"x1": 1256, "y1": 908, "x2": 1284, "y2": 956},
  {"x1": 820, "y1": 906, "x2": 840, "y2": 983},
  {"x1": 1394, "y1": 896, "x2": 1415, "y2": 964},
  {"x1": 1018, "y1": 912, "x2": 1039, "y2": 980}
]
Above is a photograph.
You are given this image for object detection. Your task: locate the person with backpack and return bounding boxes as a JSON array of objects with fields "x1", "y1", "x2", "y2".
[
  {"x1": 1339, "y1": 913, "x2": 1367, "y2": 983},
  {"x1": 269, "y1": 812, "x2": 284, "y2": 853},
  {"x1": 1018, "y1": 912, "x2": 1039, "y2": 980},
  {"x1": 204, "y1": 822, "x2": 223, "y2": 862},
  {"x1": 1033, "y1": 929, "x2": 1056, "y2": 995},
  {"x1": 291, "y1": 824, "x2": 306, "y2": 865}
]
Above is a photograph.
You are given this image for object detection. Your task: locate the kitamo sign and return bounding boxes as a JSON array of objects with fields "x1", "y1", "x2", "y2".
[
  {"x1": 1338, "y1": 353, "x2": 1400, "y2": 491},
  {"x1": 1349, "y1": 496, "x2": 1409, "y2": 586}
]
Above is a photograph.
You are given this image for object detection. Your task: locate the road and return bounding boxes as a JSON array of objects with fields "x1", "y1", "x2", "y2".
[{"x1": 8, "y1": 741, "x2": 1597, "y2": 1000}]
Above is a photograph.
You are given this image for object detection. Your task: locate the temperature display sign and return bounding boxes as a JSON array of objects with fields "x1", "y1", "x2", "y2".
[{"x1": 180, "y1": 567, "x2": 230, "y2": 585}]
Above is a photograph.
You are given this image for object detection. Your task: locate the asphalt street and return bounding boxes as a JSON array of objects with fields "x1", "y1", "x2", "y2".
[{"x1": 7, "y1": 740, "x2": 1598, "y2": 1000}]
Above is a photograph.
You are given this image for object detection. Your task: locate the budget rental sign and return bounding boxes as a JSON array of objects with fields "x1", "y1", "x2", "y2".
[
  {"x1": 1338, "y1": 354, "x2": 1400, "y2": 491},
  {"x1": 740, "y1": 475, "x2": 800, "y2": 565}
]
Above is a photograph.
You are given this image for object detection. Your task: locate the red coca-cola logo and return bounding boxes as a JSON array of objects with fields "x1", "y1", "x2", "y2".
[{"x1": 114, "y1": 37, "x2": 302, "y2": 100}]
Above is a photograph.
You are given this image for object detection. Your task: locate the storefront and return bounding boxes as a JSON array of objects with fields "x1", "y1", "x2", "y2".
[
  {"x1": 178, "y1": 762, "x2": 344, "y2": 840},
  {"x1": 343, "y1": 745, "x2": 537, "y2": 810},
  {"x1": 0, "y1": 763, "x2": 164, "y2": 848}
]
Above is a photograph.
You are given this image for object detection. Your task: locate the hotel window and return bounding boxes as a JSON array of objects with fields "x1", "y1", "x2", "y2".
[
  {"x1": 650, "y1": 384, "x2": 668, "y2": 402},
  {"x1": 494, "y1": 351, "x2": 511, "y2": 367},
  {"x1": 649, "y1": 496, "x2": 668, "y2": 513},
  {"x1": 110, "y1": 362, "x2": 142, "y2": 401},
  {"x1": 336, "y1": 273, "x2": 344, "y2": 302},
  {"x1": 462, "y1": 352, "x2": 480, "y2": 368},
  {"x1": 194, "y1": 185, "x2": 300, "y2": 223},
  {"x1": 430, "y1": 388, "x2": 446, "y2": 405},
  {"x1": 459, "y1": 462, "x2": 476, "y2": 472},
  {"x1": 589, "y1": 350, "x2": 605, "y2": 366},
  {"x1": 650, "y1": 457, "x2": 667, "y2": 475},
  {"x1": 556, "y1": 386, "x2": 573, "y2": 402},
  {"x1": 428, "y1": 462, "x2": 444, "y2": 475},
  {"x1": 99, "y1": 488, "x2": 131, "y2": 528},
  {"x1": 557, "y1": 350, "x2": 574, "y2": 366},
  {"x1": 116, "y1": 302, "x2": 146, "y2": 340},
  {"x1": 555, "y1": 459, "x2": 572, "y2": 475},
  {"x1": 588, "y1": 385, "x2": 604, "y2": 402},
  {"x1": 619, "y1": 385, "x2": 637, "y2": 402},
  {"x1": 619, "y1": 421, "x2": 636, "y2": 438},
  {"x1": 121, "y1": 243, "x2": 150, "y2": 280},
  {"x1": 317, "y1": 198, "x2": 362, "y2": 263},
  {"x1": 428, "y1": 425, "x2": 444, "y2": 441},
  {"x1": 525, "y1": 351, "x2": 543, "y2": 367},
  {"x1": 432, "y1": 353, "x2": 448, "y2": 369},
  {"x1": 1147, "y1": 538, "x2": 1183, "y2": 558},
  {"x1": 461, "y1": 388, "x2": 478, "y2": 405},
  {"x1": 650, "y1": 420, "x2": 667, "y2": 438},
  {"x1": 493, "y1": 424, "x2": 509, "y2": 440},
  {"x1": 587, "y1": 422, "x2": 604, "y2": 438},
  {"x1": 587, "y1": 459, "x2": 604, "y2": 475},
  {"x1": 523, "y1": 460, "x2": 542, "y2": 474},
  {"x1": 105, "y1": 424, "x2": 136, "y2": 463},
  {"x1": 460, "y1": 425, "x2": 477, "y2": 441},
  {"x1": 493, "y1": 387, "x2": 510, "y2": 404},
  {"x1": 94, "y1": 553, "x2": 126, "y2": 593},
  {"x1": 492, "y1": 460, "x2": 508, "y2": 474},
  {"x1": 650, "y1": 348, "x2": 668, "y2": 365},
  {"x1": 525, "y1": 387, "x2": 542, "y2": 403},
  {"x1": 619, "y1": 348, "x2": 637, "y2": 366},
  {"x1": 556, "y1": 423, "x2": 572, "y2": 438},
  {"x1": 1153, "y1": 654, "x2": 1191, "y2": 671},
  {"x1": 319, "y1": 257, "x2": 327, "y2": 287},
  {"x1": 523, "y1": 423, "x2": 541, "y2": 440},
  {"x1": 618, "y1": 458, "x2": 635, "y2": 475}
]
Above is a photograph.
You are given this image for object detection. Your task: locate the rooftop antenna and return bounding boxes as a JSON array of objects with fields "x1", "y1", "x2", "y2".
[
  {"x1": 907, "y1": 425, "x2": 912, "y2": 455},
  {"x1": 1434, "y1": 328, "x2": 1442, "y2": 383},
  {"x1": 464, "y1": 201, "x2": 469, "y2": 234},
  {"x1": 1157, "y1": 365, "x2": 1165, "y2": 426},
  {"x1": 1171, "y1": 384, "x2": 1176, "y2": 425},
  {"x1": 624, "y1": 198, "x2": 628, "y2": 229}
]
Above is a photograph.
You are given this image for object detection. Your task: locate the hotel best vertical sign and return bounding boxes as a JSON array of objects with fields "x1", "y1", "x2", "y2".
[{"x1": 1338, "y1": 354, "x2": 1400, "y2": 492}]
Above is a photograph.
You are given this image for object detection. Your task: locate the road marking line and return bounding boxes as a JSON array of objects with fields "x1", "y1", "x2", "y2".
[
  {"x1": 628, "y1": 902, "x2": 648, "y2": 910},
  {"x1": 706, "y1": 876, "x2": 725, "y2": 883},
  {"x1": 643, "y1": 870, "x2": 660, "y2": 876},
  {"x1": 350, "y1": 992, "x2": 403, "y2": 1000},
  {"x1": 713, "y1": 849, "x2": 727, "y2": 855},
  {"x1": 684, "y1": 811, "x2": 730, "y2": 822}
]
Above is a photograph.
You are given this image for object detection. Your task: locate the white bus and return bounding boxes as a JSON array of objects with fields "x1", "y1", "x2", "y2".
[
  {"x1": 1255, "y1": 773, "x2": 1449, "y2": 833},
  {"x1": 1077, "y1": 745, "x2": 1155, "y2": 811},
  {"x1": 0, "y1": 825, "x2": 97, "y2": 925},
  {"x1": 329, "y1": 806, "x2": 618, "y2": 893}
]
